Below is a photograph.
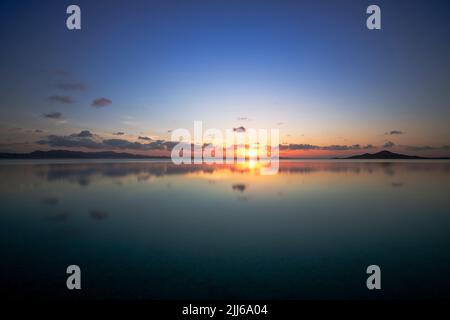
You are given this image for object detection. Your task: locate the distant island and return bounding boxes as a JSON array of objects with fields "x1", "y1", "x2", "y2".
[
  {"x1": 0, "y1": 150, "x2": 169, "y2": 159},
  {"x1": 342, "y1": 150, "x2": 449, "y2": 160}
]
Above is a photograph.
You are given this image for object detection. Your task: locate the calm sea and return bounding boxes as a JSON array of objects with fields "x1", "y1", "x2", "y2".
[{"x1": 1, "y1": 160, "x2": 449, "y2": 299}]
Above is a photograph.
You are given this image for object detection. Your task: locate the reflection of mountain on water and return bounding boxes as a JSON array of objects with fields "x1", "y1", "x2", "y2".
[{"x1": 0, "y1": 161, "x2": 449, "y2": 189}]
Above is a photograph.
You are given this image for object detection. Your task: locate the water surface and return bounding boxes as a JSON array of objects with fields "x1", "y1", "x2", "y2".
[{"x1": 1, "y1": 160, "x2": 449, "y2": 299}]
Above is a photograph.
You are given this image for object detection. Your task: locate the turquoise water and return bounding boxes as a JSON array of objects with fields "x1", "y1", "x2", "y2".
[{"x1": 1, "y1": 160, "x2": 449, "y2": 299}]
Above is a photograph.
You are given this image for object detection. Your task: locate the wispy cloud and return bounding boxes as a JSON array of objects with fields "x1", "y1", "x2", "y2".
[
  {"x1": 280, "y1": 143, "x2": 375, "y2": 151},
  {"x1": 384, "y1": 130, "x2": 404, "y2": 135},
  {"x1": 383, "y1": 141, "x2": 395, "y2": 148},
  {"x1": 138, "y1": 136, "x2": 152, "y2": 141},
  {"x1": 91, "y1": 97, "x2": 112, "y2": 108},
  {"x1": 406, "y1": 145, "x2": 450, "y2": 151},
  {"x1": 42, "y1": 112, "x2": 64, "y2": 120},
  {"x1": 48, "y1": 95, "x2": 74, "y2": 104},
  {"x1": 113, "y1": 132, "x2": 125, "y2": 136}
]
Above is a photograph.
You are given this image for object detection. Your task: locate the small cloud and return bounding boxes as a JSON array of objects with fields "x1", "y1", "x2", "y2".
[
  {"x1": 237, "y1": 117, "x2": 250, "y2": 121},
  {"x1": 43, "y1": 112, "x2": 64, "y2": 120},
  {"x1": 71, "y1": 130, "x2": 93, "y2": 138},
  {"x1": 385, "y1": 130, "x2": 404, "y2": 135},
  {"x1": 113, "y1": 132, "x2": 125, "y2": 136},
  {"x1": 56, "y1": 82, "x2": 87, "y2": 91},
  {"x1": 48, "y1": 95, "x2": 74, "y2": 104},
  {"x1": 233, "y1": 126, "x2": 246, "y2": 133},
  {"x1": 383, "y1": 141, "x2": 395, "y2": 148},
  {"x1": 277, "y1": 122, "x2": 284, "y2": 126},
  {"x1": 138, "y1": 136, "x2": 152, "y2": 141},
  {"x1": 35, "y1": 129, "x2": 44, "y2": 133},
  {"x1": 91, "y1": 97, "x2": 112, "y2": 108}
]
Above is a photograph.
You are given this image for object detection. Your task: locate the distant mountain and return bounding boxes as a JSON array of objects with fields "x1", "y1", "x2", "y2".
[
  {"x1": 0, "y1": 150, "x2": 170, "y2": 159},
  {"x1": 344, "y1": 150, "x2": 427, "y2": 159}
]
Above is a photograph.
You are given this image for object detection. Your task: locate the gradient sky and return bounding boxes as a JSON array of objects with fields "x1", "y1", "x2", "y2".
[{"x1": 0, "y1": 0, "x2": 449, "y2": 157}]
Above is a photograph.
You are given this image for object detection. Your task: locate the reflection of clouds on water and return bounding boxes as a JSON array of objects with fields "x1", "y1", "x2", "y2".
[
  {"x1": 89, "y1": 209, "x2": 109, "y2": 221},
  {"x1": 0, "y1": 161, "x2": 449, "y2": 192},
  {"x1": 232, "y1": 184, "x2": 247, "y2": 192},
  {"x1": 391, "y1": 182, "x2": 404, "y2": 188},
  {"x1": 44, "y1": 211, "x2": 69, "y2": 222},
  {"x1": 41, "y1": 196, "x2": 59, "y2": 205}
]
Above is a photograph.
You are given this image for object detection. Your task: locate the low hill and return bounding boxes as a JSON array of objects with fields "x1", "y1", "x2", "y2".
[{"x1": 0, "y1": 150, "x2": 169, "y2": 159}]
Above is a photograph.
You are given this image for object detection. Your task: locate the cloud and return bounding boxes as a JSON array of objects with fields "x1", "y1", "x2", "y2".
[
  {"x1": 281, "y1": 143, "x2": 375, "y2": 151},
  {"x1": 113, "y1": 132, "x2": 125, "y2": 135},
  {"x1": 56, "y1": 82, "x2": 87, "y2": 91},
  {"x1": 43, "y1": 112, "x2": 64, "y2": 120},
  {"x1": 237, "y1": 117, "x2": 250, "y2": 121},
  {"x1": 405, "y1": 145, "x2": 450, "y2": 151},
  {"x1": 71, "y1": 130, "x2": 94, "y2": 138},
  {"x1": 37, "y1": 134, "x2": 103, "y2": 149},
  {"x1": 383, "y1": 141, "x2": 395, "y2": 148},
  {"x1": 37, "y1": 130, "x2": 177, "y2": 151},
  {"x1": 233, "y1": 126, "x2": 246, "y2": 133},
  {"x1": 385, "y1": 130, "x2": 404, "y2": 135},
  {"x1": 138, "y1": 136, "x2": 152, "y2": 141},
  {"x1": 48, "y1": 95, "x2": 74, "y2": 104},
  {"x1": 91, "y1": 97, "x2": 112, "y2": 108}
]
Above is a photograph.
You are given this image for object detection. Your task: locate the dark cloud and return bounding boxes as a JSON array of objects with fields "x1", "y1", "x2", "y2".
[
  {"x1": 102, "y1": 139, "x2": 145, "y2": 149},
  {"x1": 37, "y1": 134, "x2": 103, "y2": 149},
  {"x1": 233, "y1": 126, "x2": 246, "y2": 133},
  {"x1": 71, "y1": 130, "x2": 94, "y2": 138},
  {"x1": 43, "y1": 112, "x2": 64, "y2": 120},
  {"x1": 37, "y1": 130, "x2": 177, "y2": 151},
  {"x1": 113, "y1": 132, "x2": 125, "y2": 135},
  {"x1": 385, "y1": 130, "x2": 404, "y2": 135},
  {"x1": 383, "y1": 141, "x2": 395, "y2": 148},
  {"x1": 48, "y1": 95, "x2": 74, "y2": 104},
  {"x1": 138, "y1": 136, "x2": 152, "y2": 141},
  {"x1": 91, "y1": 97, "x2": 112, "y2": 108},
  {"x1": 35, "y1": 129, "x2": 44, "y2": 133},
  {"x1": 56, "y1": 82, "x2": 87, "y2": 91}
]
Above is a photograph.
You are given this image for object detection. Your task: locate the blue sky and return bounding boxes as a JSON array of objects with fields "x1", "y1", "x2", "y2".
[{"x1": 0, "y1": 0, "x2": 449, "y2": 156}]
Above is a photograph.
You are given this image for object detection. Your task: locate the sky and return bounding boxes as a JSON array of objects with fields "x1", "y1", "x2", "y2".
[{"x1": 0, "y1": 0, "x2": 449, "y2": 157}]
